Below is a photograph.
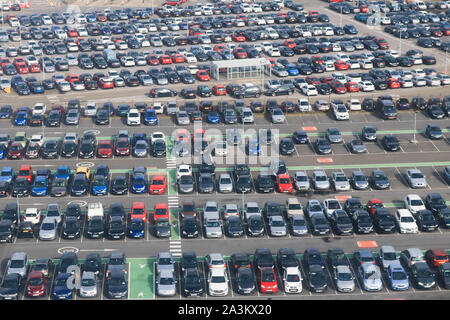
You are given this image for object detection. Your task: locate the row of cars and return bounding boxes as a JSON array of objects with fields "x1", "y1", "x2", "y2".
[{"x1": 1, "y1": 246, "x2": 449, "y2": 299}]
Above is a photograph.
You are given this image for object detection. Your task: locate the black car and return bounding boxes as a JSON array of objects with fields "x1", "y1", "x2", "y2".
[
  {"x1": 415, "y1": 210, "x2": 439, "y2": 232},
  {"x1": 246, "y1": 215, "x2": 265, "y2": 237},
  {"x1": 151, "y1": 140, "x2": 166, "y2": 157},
  {"x1": 42, "y1": 140, "x2": 59, "y2": 159},
  {"x1": 61, "y1": 216, "x2": 81, "y2": 239},
  {"x1": 181, "y1": 216, "x2": 199, "y2": 238},
  {"x1": 292, "y1": 131, "x2": 309, "y2": 144},
  {"x1": 382, "y1": 135, "x2": 400, "y2": 152},
  {"x1": 315, "y1": 138, "x2": 332, "y2": 154},
  {"x1": 427, "y1": 105, "x2": 445, "y2": 119},
  {"x1": 373, "y1": 208, "x2": 396, "y2": 233},
  {"x1": 277, "y1": 248, "x2": 299, "y2": 270},
  {"x1": 107, "y1": 216, "x2": 126, "y2": 240},
  {"x1": 279, "y1": 137, "x2": 295, "y2": 155},
  {"x1": 82, "y1": 253, "x2": 102, "y2": 276},
  {"x1": 106, "y1": 271, "x2": 128, "y2": 299},
  {"x1": 425, "y1": 124, "x2": 443, "y2": 140},
  {"x1": 66, "y1": 203, "x2": 81, "y2": 220},
  {"x1": 17, "y1": 221, "x2": 34, "y2": 238},
  {"x1": 352, "y1": 210, "x2": 374, "y2": 234},
  {"x1": 327, "y1": 248, "x2": 350, "y2": 269},
  {"x1": 95, "y1": 109, "x2": 110, "y2": 125},
  {"x1": 197, "y1": 85, "x2": 212, "y2": 97},
  {"x1": 424, "y1": 193, "x2": 447, "y2": 214},
  {"x1": 61, "y1": 141, "x2": 77, "y2": 158},
  {"x1": 371, "y1": 170, "x2": 390, "y2": 190},
  {"x1": 0, "y1": 219, "x2": 15, "y2": 243},
  {"x1": 256, "y1": 174, "x2": 274, "y2": 193},
  {"x1": 59, "y1": 252, "x2": 78, "y2": 274},
  {"x1": 330, "y1": 210, "x2": 354, "y2": 235},
  {"x1": 78, "y1": 141, "x2": 95, "y2": 159},
  {"x1": 109, "y1": 203, "x2": 125, "y2": 221},
  {"x1": 437, "y1": 208, "x2": 450, "y2": 229},
  {"x1": 410, "y1": 262, "x2": 436, "y2": 289},
  {"x1": 230, "y1": 253, "x2": 252, "y2": 270},
  {"x1": 253, "y1": 248, "x2": 275, "y2": 269},
  {"x1": 438, "y1": 263, "x2": 450, "y2": 289},
  {"x1": 343, "y1": 199, "x2": 364, "y2": 216},
  {"x1": 303, "y1": 248, "x2": 325, "y2": 270},
  {"x1": 86, "y1": 216, "x2": 104, "y2": 239},
  {"x1": 236, "y1": 267, "x2": 256, "y2": 295},
  {"x1": 180, "y1": 251, "x2": 197, "y2": 272},
  {"x1": 265, "y1": 86, "x2": 294, "y2": 97},
  {"x1": 308, "y1": 265, "x2": 327, "y2": 292},
  {"x1": 110, "y1": 175, "x2": 128, "y2": 195},
  {"x1": 236, "y1": 175, "x2": 252, "y2": 193},
  {"x1": 0, "y1": 273, "x2": 21, "y2": 300},
  {"x1": 182, "y1": 268, "x2": 203, "y2": 297},
  {"x1": 12, "y1": 177, "x2": 30, "y2": 197},
  {"x1": 70, "y1": 173, "x2": 88, "y2": 196},
  {"x1": 224, "y1": 216, "x2": 244, "y2": 238},
  {"x1": 0, "y1": 181, "x2": 11, "y2": 197}
]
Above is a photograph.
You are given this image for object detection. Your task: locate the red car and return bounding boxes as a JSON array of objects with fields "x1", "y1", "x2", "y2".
[
  {"x1": 345, "y1": 81, "x2": 360, "y2": 92},
  {"x1": 7, "y1": 142, "x2": 23, "y2": 159},
  {"x1": 16, "y1": 62, "x2": 29, "y2": 74},
  {"x1": 212, "y1": 85, "x2": 226, "y2": 96},
  {"x1": 115, "y1": 137, "x2": 130, "y2": 156},
  {"x1": 305, "y1": 76, "x2": 321, "y2": 86},
  {"x1": 159, "y1": 55, "x2": 173, "y2": 64},
  {"x1": 98, "y1": 77, "x2": 114, "y2": 89},
  {"x1": 17, "y1": 164, "x2": 33, "y2": 182},
  {"x1": 233, "y1": 47, "x2": 248, "y2": 59},
  {"x1": 258, "y1": 268, "x2": 278, "y2": 293},
  {"x1": 196, "y1": 70, "x2": 210, "y2": 81},
  {"x1": 320, "y1": 76, "x2": 334, "y2": 84},
  {"x1": 283, "y1": 39, "x2": 296, "y2": 48},
  {"x1": 334, "y1": 60, "x2": 349, "y2": 71},
  {"x1": 97, "y1": 140, "x2": 113, "y2": 158},
  {"x1": 65, "y1": 74, "x2": 80, "y2": 83},
  {"x1": 213, "y1": 44, "x2": 225, "y2": 52},
  {"x1": 232, "y1": 34, "x2": 246, "y2": 42},
  {"x1": 366, "y1": 199, "x2": 383, "y2": 216},
  {"x1": 146, "y1": 54, "x2": 160, "y2": 65},
  {"x1": 172, "y1": 54, "x2": 185, "y2": 63},
  {"x1": 68, "y1": 29, "x2": 78, "y2": 37},
  {"x1": 96, "y1": 13, "x2": 107, "y2": 21},
  {"x1": 0, "y1": 58, "x2": 10, "y2": 68},
  {"x1": 175, "y1": 129, "x2": 190, "y2": 144},
  {"x1": 149, "y1": 175, "x2": 167, "y2": 195},
  {"x1": 386, "y1": 78, "x2": 400, "y2": 89},
  {"x1": 276, "y1": 174, "x2": 293, "y2": 193},
  {"x1": 29, "y1": 64, "x2": 41, "y2": 73},
  {"x1": 374, "y1": 38, "x2": 389, "y2": 50},
  {"x1": 130, "y1": 202, "x2": 147, "y2": 223},
  {"x1": 25, "y1": 142, "x2": 40, "y2": 159},
  {"x1": 425, "y1": 249, "x2": 449, "y2": 267},
  {"x1": 153, "y1": 203, "x2": 169, "y2": 223},
  {"x1": 25, "y1": 272, "x2": 47, "y2": 297},
  {"x1": 329, "y1": 81, "x2": 347, "y2": 94}
]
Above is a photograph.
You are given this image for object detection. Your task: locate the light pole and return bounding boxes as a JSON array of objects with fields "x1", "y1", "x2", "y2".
[
  {"x1": 340, "y1": 6, "x2": 343, "y2": 28},
  {"x1": 411, "y1": 106, "x2": 418, "y2": 144},
  {"x1": 399, "y1": 27, "x2": 402, "y2": 55}
]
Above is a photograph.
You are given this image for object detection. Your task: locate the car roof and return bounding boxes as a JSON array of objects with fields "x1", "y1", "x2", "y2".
[{"x1": 11, "y1": 252, "x2": 27, "y2": 260}]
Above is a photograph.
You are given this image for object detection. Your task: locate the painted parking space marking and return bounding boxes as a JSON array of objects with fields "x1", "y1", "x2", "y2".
[
  {"x1": 317, "y1": 157, "x2": 334, "y2": 163},
  {"x1": 357, "y1": 241, "x2": 378, "y2": 248},
  {"x1": 335, "y1": 195, "x2": 352, "y2": 202},
  {"x1": 128, "y1": 258, "x2": 155, "y2": 300},
  {"x1": 302, "y1": 126, "x2": 318, "y2": 131}
]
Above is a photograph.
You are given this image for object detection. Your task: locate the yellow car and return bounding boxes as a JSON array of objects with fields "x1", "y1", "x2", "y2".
[{"x1": 76, "y1": 167, "x2": 91, "y2": 180}]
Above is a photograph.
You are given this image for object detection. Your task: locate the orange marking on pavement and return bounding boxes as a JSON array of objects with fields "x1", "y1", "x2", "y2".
[
  {"x1": 357, "y1": 241, "x2": 378, "y2": 248},
  {"x1": 335, "y1": 195, "x2": 352, "y2": 202},
  {"x1": 317, "y1": 158, "x2": 333, "y2": 163},
  {"x1": 302, "y1": 126, "x2": 317, "y2": 131}
]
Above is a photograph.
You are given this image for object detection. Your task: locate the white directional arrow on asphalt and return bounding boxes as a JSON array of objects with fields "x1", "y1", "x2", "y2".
[
  {"x1": 138, "y1": 292, "x2": 144, "y2": 298},
  {"x1": 139, "y1": 264, "x2": 146, "y2": 268}
]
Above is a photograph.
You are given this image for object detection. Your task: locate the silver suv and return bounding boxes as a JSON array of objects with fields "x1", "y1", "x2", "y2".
[
  {"x1": 6, "y1": 252, "x2": 28, "y2": 278},
  {"x1": 333, "y1": 265, "x2": 355, "y2": 292}
]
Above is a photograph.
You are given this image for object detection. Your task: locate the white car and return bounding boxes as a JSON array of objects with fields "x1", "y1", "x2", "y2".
[
  {"x1": 413, "y1": 77, "x2": 427, "y2": 87},
  {"x1": 152, "y1": 102, "x2": 164, "y2": 114},
  {"x1": 332, "y1": 43, "x2": 342, "y2": 51},
  {"x1": 208, "y1": 268, "x2": 229, "y2": 296},
  {"x1": 385, "y1": 50, "x2": 399, "y2": 58},
  {"x1": 300, "y1": 84, "x2": 318, "y2": 96},
  {"x1": 358, "y1": 263, "x2": 383, "y2": 292},
  {"x1": 127, "y1": 109, "x2": 141, "y2": 126},
  {"x1": 283, "y1": 267, "x2": 302, "y2": 293},
  {"x1": 336, "y1": 53, "x2": 350, "y2": 62},
  {"x1": 214, "y1": 141, "x2": 227, "y2": 156},
  {"x1": 425, "y1": 75, "x2": 441, "y2": 86},
  {"x1": 24, "y1": 208, "x2": 41, "y2": 225},
  {"x1": 358, "y1": 81, "x2": 375, "y2": 91},
  {"x1": 30, "y1": 134, "x2": 44, "y2": 147},
  {"x1": 84, "y1": 102, "x2": 97, "y2": 116},
  {"x1": 150, "y1": 132, "x2": 166, "y2": 143},
  {"x1": 404, "y1": 194, "x2": 426, "y2": 214},
  {"x1": 323, "y1": 199, "x2": 342, "y2": 218},
  {"x1": 359, "y1": 59, "x2": 373, "y2": 69},
  {"x1": 400, "y1": 78, "x2": 414, "y2": 88},
  {"x1": 411, "y1": 69, "x2": 426, "y2": 78},
  {"x1": 183, "y1": 52, "x2": 197, "y2": 63},
  {"x1": 32, "y1": 103, "x2": 46, "y2": 116},
  {"x1": 120, "y1": 56, "x2": 135, "y2": 67},
  {"x1": 333, "y1": 104, "x2": 350, "y2": 120},
  {"x1": 297, "y1": 99, "x2": 312, "y2": 112},
  {"x1": 176, "y1": 165, "x2": 192, "y2": 180},
  {"x1": 437, "y1": 74, "x2": 450, "y2": 85},
  {"x1": 267, "y1": 48, "x2": 281, "y2": 57},
  {"x1": 395, "y1": 209, "x2": 419, "y2": 234},
  {"x1": 346, "y1": 99, "x2": 362, "y2": 111},
  {"x1": 324, "y1": 62, "x2": 336, "y2": 71}
]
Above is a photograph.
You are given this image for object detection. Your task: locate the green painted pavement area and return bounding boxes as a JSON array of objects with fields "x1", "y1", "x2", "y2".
[
  {"x1": 128, "y1": 257, "x2": 155, "y2": 300},
  {"x1": 170, "y1": 207, "x2": 180, "y2": 241}
]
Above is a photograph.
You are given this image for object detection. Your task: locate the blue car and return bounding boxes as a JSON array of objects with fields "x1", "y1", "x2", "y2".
[
  {"x1": 86, "y1": 14, "x2": 97, "y2": 22},
  {"x1": 248, "y1": 139, "x2": 261, "y2": 156},
  {"x1": 0, "y1": 105, "x2": 12, "y2": 119},
  {"x1": 0, "y1": 145, "x2": 6, "y2": 159},
  {"x1": 52, "y1": 273, "x2": 73, "y2": 300},
  {"x1": 31, "y1": 175, "x2": 48, "y2": 196},
  {"x1": 128, "y1": 218, "x2": 146, "y2": 239},
  {"x1": 354, "y1": 13, "x2": 370, "y2": 23},
  {"x1": 286, "y1": 64, "x2": 299, "y2": 76},
  {"x1": 103, "y1": 102, "x2": 115, "y2": 115},
  {"x1": 386, "y1": 264, "x2": 409, "y2": 291},
  {"x1": 143, "y1": 108, "x2": 158, "y2": 125},
  {"x1": 0, "y1": 167, "x2": 14, "y2": 183},
  {"x1": 131, "y1": 174, "x2": 147, "y2": 193},
  {"x1": 116, "y1": 104, "x2": 130, "y2": 117},
  {"x1": 29, "y1": 82, "x2": 44, "y2": 94},
  {"x1": 14, "y1": 111, "x2": 28, "y2": 126},
  {"x1": 207, "y1": 111, "x2": 221, "y2": 124},
  {"x1": 55, "y1": 165, "x2": 71, "y2": 181},
  {"x1": 91, "y1": 175, "x2": 109, "y2": 196}
]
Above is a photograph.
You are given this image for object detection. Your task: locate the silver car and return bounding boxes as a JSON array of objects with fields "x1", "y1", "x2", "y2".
[
  {"x1": 241, "y1": 107, "x2": 254, "y2": 124},
  {"x1": 79, "y1": 271, "x2": 98, "y2": 298},
  {"x1": 312, "y1": 171, "x2": 330, "y2": 190},
  {"x1": 156, "y1": 270, "x2": 176, "y2": 296},
  {"x1": 405, "y1": 169, "x2": 427, "y2": 188},
  {"x1": 358, "y1": 263, "x2": 383, "y2": 292},
  {"x1": 351, "y1": 171, "x2": 369, "y2": 190},
  {"x1": 204, "y1": 218, "x2": 223, "y2": 238},
  {"x1": 244, "y1": 202, "x2": 261, "y2": 220},
  {"x1": 270, "y1": 108, "x2": 285, "y2": 123},
  {"x1": 293, "y1": 171, "x2": 310, "y2": 191},
  {"x1": 176, "y1": 111, "x2": 190, "y2": 125},
  {"x1": 6, "y1": 252, "x2": 28, "y2": 278},
  {"x1": 133, "y1": 140, "x2": 148, "y2": 157},
  {"x1": 46, "y1": 203, "x2": 62, "y2": 225},
  {"x1": 379, "y1": 245, "x2": 400, "y2": 271},
  {"x1": 65, "y1": 109, "x2": 80, "y2": 125},
  {"x1": 331, "y1": 172, "x2": 351, "y2": 191},
  {"x1": 203, "y1": 201, "x2": 220, "y2": 220},
  {"x1": 39, "y1": 217, "x2": 58, "y2": 240},
  {"x1": 156, "y1": 252, "x2": 175, "y2": 274},
  {"x1": 326, "y1": 127, "x2": 343, "y2": 143},
  {"x1": 218, "y1": 173, "x2": 233, "y2": 193},
  {"x1": 268, "y1": 215, "x2": 287, "y2": 237},
  {"x1": 290, "y1": 215, "x2": 308, "y2": 236},
  {"x1": 350, "y1": 139, "x2": 367, "y2": 153},
  {"x1": 334, "y1": 265, "x2": 355, "y2": 292}
]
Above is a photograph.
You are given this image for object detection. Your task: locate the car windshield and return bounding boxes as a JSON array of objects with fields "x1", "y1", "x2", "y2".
[
  {"x1": 109, "y1": 277, "x2": 126, "y2": 286},
  {"x1": 82, "y1": 278, "x2": 96, "y2": 286},
  {"x1": 206, "y1": 221, "x2": 220, "y2": 227},
  {"x1": 417, "y1": 268, "x2": 432, "y2": 277},
  {"x1": 364, "y1": 270, "x2": 377, "y2": 279},
  {"x1": 55, "y1": 278, "x2": 68, "y2": 287},
  {"x1": 10, "y1": 260, "x2": 24, "y2": 268},
  {"x1": 211, "y1": 275, "x2": 226, "y2": 283},
  {"x1": 41, "y1": 223, "x2": 54, "y2": 231},
  {"x1": 384, "y1": 253, "x2": 397, "y2": 260},
  {"x1": 28, "y1": 277, "x2": 43, "y2": 286},
  {"x1": 289, "y1": 204, "x2": 301, "y2": 210},
  {"x1": 400, "y1": 216, "x2": 414, "y2": 223},
  {"x1": 271, "y1": 219, "x2": 285, "y2": 227},
  {"x1": 411, "y1": 173, "x2": 423, "y2": 179},
  {"x1": 328, "y1": 202, "x2": 340, "y2": 209},
  {"x1": 410, "y1": 200, "x2": 423, "y2": 206},
  {"x1": 421, "y1": 214, "x2": 435, "y2": 222},
  {"x1": 338, "y1": 272, "x2": 353, "y2": 281},
  {"x1": 158, "y1": 258, "x2": 172, "y2": 265},
  {"x1": 159, "y1": 277, "x2": 174, "y2": 285},
  {"x1": 262, "y1": 271, "x2": 275, "y2": 282}
]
